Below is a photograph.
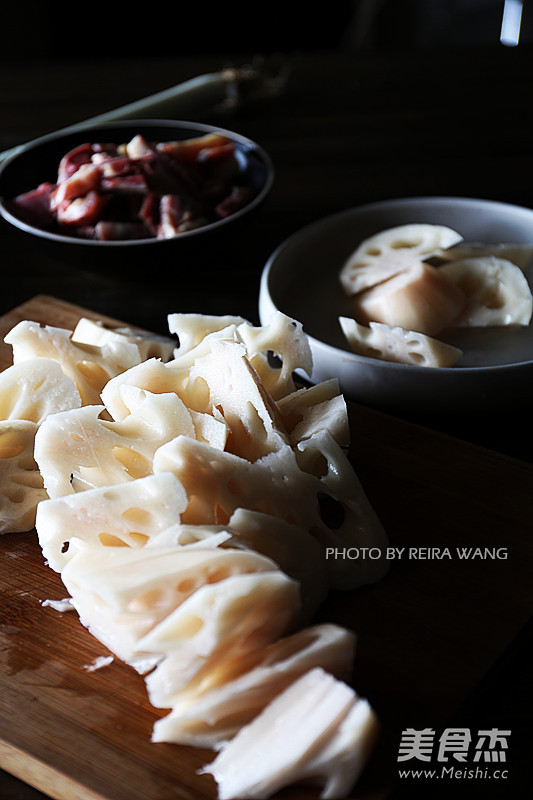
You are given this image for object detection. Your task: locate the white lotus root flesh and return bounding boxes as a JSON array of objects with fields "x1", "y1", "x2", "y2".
[
  {"x1": 440, "y1": 256, "x2": 533, "y2": 327},
  {"x1": 339, "y1": 316, "x2": 463, "y2": 368},
  {"x1": 0, "y1": 309, "x2": 384, "y2": 799},
  {"x1": 0, "y1": 420, "x2": 47, "y2": 533},
  {"x1": 338, "y1": 225, "x2": 533, "y2": 368},
  {"x1": 339, "y1": 223, "x2": 463, "y2": 295}
]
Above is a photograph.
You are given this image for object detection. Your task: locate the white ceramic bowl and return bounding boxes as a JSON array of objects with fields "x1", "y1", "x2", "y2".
[{"x1": 259, "y1": 196, "x2": 533, "y2": 414}]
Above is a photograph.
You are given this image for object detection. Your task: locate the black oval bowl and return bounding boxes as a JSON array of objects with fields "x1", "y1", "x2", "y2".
[{"x1": 0, "y1": 119, "x2": 274, "y2": 270}]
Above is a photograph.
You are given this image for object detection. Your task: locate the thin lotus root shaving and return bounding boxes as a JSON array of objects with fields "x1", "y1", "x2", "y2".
[
  {"x1": 339, "y1": 316, "x2": 463, "y2": 368},
  {"x1": 34, "y1": 390, "x2": 197, "y2": 497},
  {"x1": 134, "y1": 571, "x2": 301, "y2": 682},
  {"x1": 0, "y1": 419, "x2": 48, "y2": 532},
  {"x1": 145, "y1": 507, "x2": 328, "y2": 626},
  {"x1": 149, "y1": 623, "x2": 356, "y2": 745},
  {"x1": 60, "y1": 540, "x2": 289, "y2": 673},
  {"x1": 4, "y1": 320, "x2": 141, "y2": 405},
  {"x1": 72, "y1": 317, "x2": 175, "y2": 362},
  {"x1": 0, "y1": 358, "x2": 81, "y2": 423},
  {"x1": 201, "y1": 667, "x2": 380, "y2": 800},
  {"x1": 339, "y1": 223, "x2": 463, "y2": 295},
  {"x1": 153, "y1": 429, "x2": 388, "y2": 590},
  {"x1": 101, "y1": 358, "x2": 189, "y2": 421},
  {"x1": 186, "y1": 336, "x2": 289, "y2": 461},
  {"x1": 236, "y1": 312, "x2": 313, "y2": 400},
  {"x1": 36, "y1": 472, "x2": 188, "y2": 571},
  {"x1": 168, "y1": 312, "x2": 247, "y2": 353},
  {"x1": 169, "y1": 310, "x2": 313, "y2": 400}
]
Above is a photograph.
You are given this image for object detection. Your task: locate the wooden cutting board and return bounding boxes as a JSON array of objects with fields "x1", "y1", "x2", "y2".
[{"x1": 1, "y1": 295, "x2": 532, "y2": 800}]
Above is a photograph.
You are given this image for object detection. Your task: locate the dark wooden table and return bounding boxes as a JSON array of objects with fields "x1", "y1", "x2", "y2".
[{"x1": 1, "y1": 44, "x2": 532, "y2": 799}]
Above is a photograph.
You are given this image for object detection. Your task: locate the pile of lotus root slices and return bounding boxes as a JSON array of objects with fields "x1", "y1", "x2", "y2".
[{"x1": 0, "y1": 310, "x2": 390, "y2": 798}]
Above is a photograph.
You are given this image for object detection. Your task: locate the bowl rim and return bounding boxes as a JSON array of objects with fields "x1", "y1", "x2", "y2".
[
  {"x1": 0, "y1": 118, "x2": 274, "y2": 246},
  {"x1": 260, "y1": 195, "x2": 533, "y2": 375}
]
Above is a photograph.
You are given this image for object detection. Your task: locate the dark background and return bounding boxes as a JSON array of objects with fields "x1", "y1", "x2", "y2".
[{"x1": 3, "y1": 0, "x2": 532, "y2": 60}]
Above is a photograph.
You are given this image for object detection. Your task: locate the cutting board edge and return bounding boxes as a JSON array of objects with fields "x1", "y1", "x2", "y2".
[{"x1": 0, "y1": 738, "x2": 109, "y2": 800}]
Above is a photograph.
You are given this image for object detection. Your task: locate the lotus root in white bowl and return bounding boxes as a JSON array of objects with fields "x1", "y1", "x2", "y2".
[{"x1": 259, "y1": 196, "x2": 533, "y2": 414}]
